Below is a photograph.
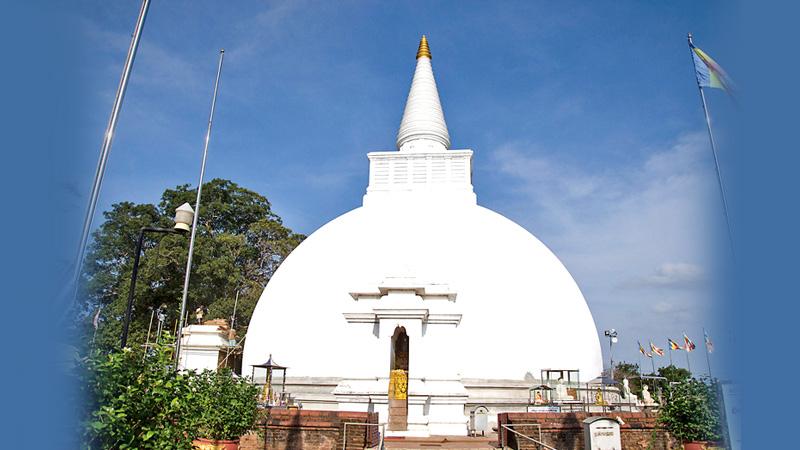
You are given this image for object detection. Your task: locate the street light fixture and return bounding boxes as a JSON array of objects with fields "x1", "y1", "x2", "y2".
[
  {"x1": 604, "y1": 329, "x2": 618, "y2": 381},
  {"x1": 120, "y1": 203, "x2": 194, "y2": 349}
]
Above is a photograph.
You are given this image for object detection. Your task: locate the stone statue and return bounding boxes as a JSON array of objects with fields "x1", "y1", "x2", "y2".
[
  {"x1": 195, "y1": 305, "x2": 206, "y2": 324},
  {"x1": 554, "y1": 378, "x2": 574, "y2": 401},
  {"x1": 622, "y1": 378, "x2": 638, "y2": 404},
  {"x1": 594, "y1": 388, "x2": 605, "y2": 405},
  {"x1": 641, "y1": 385, "x2": 657, "y2": 406}
]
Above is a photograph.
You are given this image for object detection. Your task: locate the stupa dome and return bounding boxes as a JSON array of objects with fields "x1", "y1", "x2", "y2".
[{"x1": 244, "y1": 201, "x2": 603, "y2": 380}]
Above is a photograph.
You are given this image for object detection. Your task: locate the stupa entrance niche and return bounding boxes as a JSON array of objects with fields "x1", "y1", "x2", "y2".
[{"x1": 388, "y1": 326, "x2": 409, "y2": 431}]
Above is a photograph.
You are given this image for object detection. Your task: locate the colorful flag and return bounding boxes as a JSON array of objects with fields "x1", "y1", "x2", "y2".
[
  {"x1": 684, "y1": 333, "x2": 696, "y2": 352},
  {"x1": 690, "y1": 41, "x2": 733, "y2": 93},
  {"x1": 638, "y1": 341, "x2": 647, "y2": 356},
  {"x1": 704, "y1": 330, "x2": 714, "y2": 354},
  {"x1": 668, "y1": 338, "x2": 683, "y2": 350},
  {"x1": 650, "y1": 342, "x2": 665, "y2": 357}
]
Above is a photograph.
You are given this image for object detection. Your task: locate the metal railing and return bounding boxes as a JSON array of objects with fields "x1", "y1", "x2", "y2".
[
  {"x1": 342, "y1": 421, "x2": 385, "y2": 450},
  {"x1": 500, "y1": 423, "x2": 557, "y2": 450}
]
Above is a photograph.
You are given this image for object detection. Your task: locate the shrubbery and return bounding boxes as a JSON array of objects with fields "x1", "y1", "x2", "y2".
[
  {"x1": 658, "y1": 378, "x2": 723, "y2": 443},
  {"x1": 82, "y1": 336, "x2": 258, "y2": 449},
  {"x1": 194, "y1": 369, "x2": 260, "y2": 441}
]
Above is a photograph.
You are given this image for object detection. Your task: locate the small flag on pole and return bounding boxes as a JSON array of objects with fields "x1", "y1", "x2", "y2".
[
  {"x1": 668, "y1": 338, "x2": 683, "y2": 350},
  {"x1": 704, "y1": 330, "x2": 714, "y2": 354},
  {"x1": 650, "y1": 342, "x2": 665, "y2": 357},
  {"x1": 638, "y1": 341, "x2": 653, "y2": 358},
  {"x1": 684, "y1": 333, "x2": 697, "y2": 352},
  {"x1": 689, "y1": 41, "x2": 734, "y2": 93}
]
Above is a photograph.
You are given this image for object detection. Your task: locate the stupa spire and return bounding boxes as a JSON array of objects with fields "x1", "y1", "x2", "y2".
[{"x1": 396, "y1": 35, "x2": 450, "y2": 152}]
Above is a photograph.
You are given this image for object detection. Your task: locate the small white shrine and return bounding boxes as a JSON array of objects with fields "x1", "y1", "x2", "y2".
[{"x1": 178, "y1": 320, "x2": 237, "y2": 372}]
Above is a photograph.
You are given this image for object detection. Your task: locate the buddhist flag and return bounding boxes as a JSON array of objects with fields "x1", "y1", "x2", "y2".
[
  {"x1": 704, "y1": 330, "x2": 714, "y2": 354},
  {"x1": 638, "y1": 341, "x2": 652, "y2": 358},
  {"x1": 668, "y1": 338, "x2": 683, "y2": 350},
  {"x1": 684, "y1": 333, "x2": 696, "y2": 352},
  {"x1": 690, "y1": 41, "x2": 733, "y2": 93},
  {"x1": 650, "y1": 342, "x2": 665, "y2": 357}
]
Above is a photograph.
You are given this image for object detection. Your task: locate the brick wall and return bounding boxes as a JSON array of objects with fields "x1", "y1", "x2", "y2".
[
  {"x1": 239, "y1": 409, "x2": 380, "y2": 450},
  {"x1": 497, "y1": 412, "x2": 678, "y2": 450}
]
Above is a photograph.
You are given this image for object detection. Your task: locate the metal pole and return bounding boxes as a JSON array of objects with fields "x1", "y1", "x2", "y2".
[
  {"x1": 688, "y1": 33, "x2": 735, "y2": 254},
  {"x1": 120, "y1": 228, "x2": 147, "y2": 349},
  {"x1": 608, "y1": 336, "x2": 614, "y2": 381},
  {"x1": 143, "y1": 307, "x2": 155, "y2": 359},
  {"x1": 704, "y1": 328, "x2": 713, "y2": 378},
  {"x1": 72, "y1": 0, "x2": 151, "y2": 308},
  {"x1": 231, "y1": 290, "x2": 240, "y2": 329},
  {"x1": 155, "y1": 309, "x2": 164, "y2": 344},
  {"x1": 121, "y1": 227, "x2": 182, "y2": 349},
  {"x1": 685, "y1": 349, "x2": 692, "y2": 375},
  {"x1": 668, "y1": 340, "x2": 673, "y2": 366},
  {"x1": 175, "y1": 49, "x2": 226, "y2": 367}
]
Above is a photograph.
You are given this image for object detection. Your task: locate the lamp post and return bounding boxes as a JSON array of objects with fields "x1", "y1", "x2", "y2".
[
  {"x1": 604, "y1": 329, "x2": 618, "y2": 381},
  {"x1": 120, "y1": 203, "x2": 194, "y2": 349}
]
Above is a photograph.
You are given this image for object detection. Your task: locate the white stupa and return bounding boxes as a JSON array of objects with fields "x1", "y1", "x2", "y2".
[{"x1": 243, "y1": 36, "x2": 602, "y2": 436}]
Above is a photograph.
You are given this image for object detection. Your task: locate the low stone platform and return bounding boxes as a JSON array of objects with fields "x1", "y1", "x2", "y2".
[
  {"x1": 240, "y1": 409, "x2": 379, "y2": 450},
  {"x1": 383, "y1": 435, "x2": 498, "y2": 450},
  {"x1": 498, "y1": 412, "x2": 676, "y2": 450}
]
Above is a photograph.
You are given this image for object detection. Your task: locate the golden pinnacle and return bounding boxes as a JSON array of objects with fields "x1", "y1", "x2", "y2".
[{"x1": 416, "y1": 35, "x2": 432, "y2": 59}]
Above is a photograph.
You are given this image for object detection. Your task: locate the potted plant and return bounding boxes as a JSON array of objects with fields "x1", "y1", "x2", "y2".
[
  {"x1": 192, "y1": 369, "x2": 260, "y2": 450},
  {"x1": 658, "y1": 378, "x2": 722, "y2": 450}
]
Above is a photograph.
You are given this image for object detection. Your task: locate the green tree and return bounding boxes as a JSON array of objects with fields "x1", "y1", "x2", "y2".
[
  {"x1": 80, "y1": 179, "x2": 305, "y2": 352},
  {"x1": 658, "y1": 364, "x2": 692, "y2": 383},
  {"x1": 659, "y1": 378, "x2": 722, "y2": 443}
]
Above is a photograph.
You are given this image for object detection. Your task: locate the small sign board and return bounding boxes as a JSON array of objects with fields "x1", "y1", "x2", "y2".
[
  {"x1": 472, "y1": 406, "x2": 489, "y2": 436},
  {"x1": 527, "y1": 405, "x2": 561, "y2": 413},
  {"x1": 583, "y1": 417, "x2": 621, "y2": 450}
]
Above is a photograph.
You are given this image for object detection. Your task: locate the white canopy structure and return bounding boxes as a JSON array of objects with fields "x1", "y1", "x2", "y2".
[{"x1": 243, "y1": 36, "x2": 602, "y2": 436}]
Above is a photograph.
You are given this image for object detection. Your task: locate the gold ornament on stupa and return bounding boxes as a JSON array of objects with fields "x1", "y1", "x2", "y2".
[{"x1": 416, "y1": 35, "x2": 432, "y2": 59}]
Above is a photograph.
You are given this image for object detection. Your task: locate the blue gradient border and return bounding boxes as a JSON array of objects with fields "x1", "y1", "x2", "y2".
[{"x1": 6, "y1": 1, "x2": 797, "y2": 447}]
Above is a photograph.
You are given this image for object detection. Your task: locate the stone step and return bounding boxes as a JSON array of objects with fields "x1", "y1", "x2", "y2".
[{"x1": 383, "y1": 435, "x2": 499, "y2": 449}]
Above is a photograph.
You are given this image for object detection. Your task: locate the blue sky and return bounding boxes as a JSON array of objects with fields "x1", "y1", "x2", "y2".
[{"x1": 67, "y1": 1, "x2": 735, "y2": 375}]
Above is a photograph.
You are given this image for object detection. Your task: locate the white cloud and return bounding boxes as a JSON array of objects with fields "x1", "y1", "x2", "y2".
[
  {"x1": 622, "y1": 262, "x2": 706, "y2": 290},
  {"x1": 487, "y1": 131, "x2": 722, "y2": 366},
  {"x1": 79, "y1": 17, "x2": 204, "y2": 95}
]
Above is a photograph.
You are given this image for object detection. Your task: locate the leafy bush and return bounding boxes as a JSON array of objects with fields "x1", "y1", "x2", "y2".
[
  {"x1": 658, "y1": 378, "x2": 722, "y2": 443},
  {"x1": 83, "y1": 337, "x2": 201, "y2": 449},
  {"x1": 193, "y1": 369, "x2": 260, "y2": 440}
]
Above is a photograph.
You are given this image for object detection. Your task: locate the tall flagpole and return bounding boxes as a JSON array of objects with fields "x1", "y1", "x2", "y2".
[
  {"x1": 685, "y1": 347, "x2": 692, "y2": 374},
  {"x1": 71, "y1": 0, "x2": 151, "y2": 308},
  {"x1": 704, "y1": 328, "x2": 713, "y2": 378},
  {"x1": 175, "y1": 49, "x2": 225, "y2": 367},
  {"x1": 688, "y1": 33, "x2": 734, "y2": 254},
  {"x1": 668, "y1": 340, "x2": 673, "y2": 366}
]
